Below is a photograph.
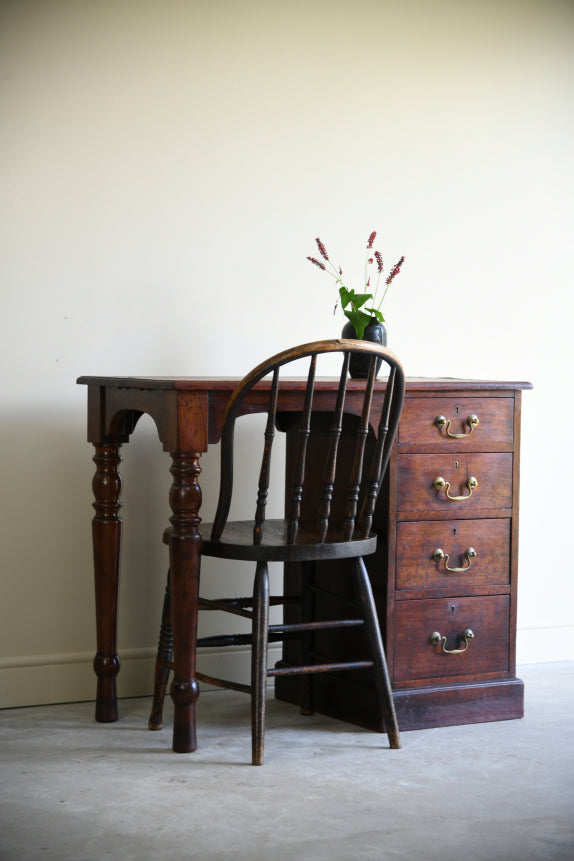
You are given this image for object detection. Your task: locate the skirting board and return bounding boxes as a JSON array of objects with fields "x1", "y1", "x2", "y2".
[
  {"x1": 516, "y1": 625, "x2": 574, "y2": 665},
  {"x1": 0, "y1": 645, "x2": 283, "y2": 709},
  {"x1": 2, "y1": 627, "x2": 573, "y2": 709}
]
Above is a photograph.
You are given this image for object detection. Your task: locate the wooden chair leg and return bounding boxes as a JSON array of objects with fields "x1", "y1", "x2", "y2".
[
  {"x1": 251, "y1": 561, "x2": 270, "y2": 765},
  {"x1": 148, "y1": 572, "x2": 173, "y2": 731},
  {"x1": 353, "y1": 558, "x2": 401, "y2": 749},
  {"x1": 300, "y1": 560, "x2": 316, "y2": 715}
]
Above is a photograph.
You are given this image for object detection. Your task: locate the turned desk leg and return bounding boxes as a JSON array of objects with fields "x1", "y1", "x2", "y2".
[
  {"x1": 169, "y1": 452, "x2": 202, "y2": 753},
  {"x1": 91, "y1": 443, "x2": 123, "y2": 723}
]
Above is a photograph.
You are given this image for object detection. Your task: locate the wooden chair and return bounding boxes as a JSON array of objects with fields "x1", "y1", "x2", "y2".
[{"x1": 148, "y1": 339, "x2": 405, "y2": 764}]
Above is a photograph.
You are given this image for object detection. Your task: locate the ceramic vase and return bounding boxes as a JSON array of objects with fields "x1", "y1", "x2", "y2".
[{"x1": 341, "y1": 318, "x2": 387, "y2": 378}]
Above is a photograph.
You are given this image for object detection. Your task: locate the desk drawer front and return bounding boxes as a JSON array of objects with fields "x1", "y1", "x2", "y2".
[
  {"x1": 396, "y1": 519, "x2": 511, "y2": 592},
  {"x1": 397, "y1": 453, "x2": 513, "y2": 514},
  {"x1": 393, "y1": 595, "x2": 510, "y2": 683},
  {"x1": 399, "y1": 397, "x2": 514, "y2": 448}
]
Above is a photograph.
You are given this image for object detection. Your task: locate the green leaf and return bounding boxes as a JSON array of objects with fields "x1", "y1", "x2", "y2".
[
  {"x1": 344, "y1": 308, "x2": 372, "y2": 340},
  {"x1": 366, "y1": 307, "x2": 385, "y2": 323},
  {"x1": 351, "y1": 293, "x2": 372, "y2": 310},
  {"x1": 338, "y1": 285, "x2": 353, "y2": 309},
  {"x1": 339, "y1": 286, "x2": 373, "y2": 312}
]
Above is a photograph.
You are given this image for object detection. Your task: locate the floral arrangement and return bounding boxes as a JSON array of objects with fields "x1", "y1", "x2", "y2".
[{"x1": 307, "y1": 231, "x2": 405, "y2": 340}]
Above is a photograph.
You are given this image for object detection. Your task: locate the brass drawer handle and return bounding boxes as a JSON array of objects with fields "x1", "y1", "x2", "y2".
[
  {"x1": 435, "y1": 413, "x2": 479, "y2": 438},
  {"x1": 430, "y1": 628, "x2": 475, "y2": 655},
  {"x1": 433, "y1": 475, "x2": 478, "y2": 501},
  {"x1": 432, "y1": 547, "x2": 477, "y2": 573}
]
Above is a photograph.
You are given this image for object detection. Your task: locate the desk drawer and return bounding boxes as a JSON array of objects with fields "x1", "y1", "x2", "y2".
[
  {"x1": 393, "y1": 595, "x2": 510, "y2": 684},
  {"x1": 397, "y1": 453, "x2": 513, "y2": 514},
  {"x1": 396, "y1": 519, "x2": 511, "y2": 592},
  {"x1": 399, "y1": 397, "x2": 514, "y2": 449}
]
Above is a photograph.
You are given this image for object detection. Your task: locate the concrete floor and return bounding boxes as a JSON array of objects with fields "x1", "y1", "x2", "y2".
[{"x1": 0, "y1": 663, "x2": 573, "y2": 861}]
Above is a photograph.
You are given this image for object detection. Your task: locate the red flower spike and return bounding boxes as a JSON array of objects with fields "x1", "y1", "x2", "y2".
[
  {"x1": 385, "y1": 255, "x2": 405, "y2": 284},
  {"x1": 367, "y1": 231, "x2": 376, "y2": 249},
  {"x1": 368, "y1": 257, "x2": 373, "y2": 264},
  {"x1": 375, "y1": 251, "x2": 383, "y2": 272},
  {"x1": 315, "y1": 238, "x2": 329, "y2": 260},
  {"x1": 307, "y1": 256, "x2": 326, "y2": 270}
]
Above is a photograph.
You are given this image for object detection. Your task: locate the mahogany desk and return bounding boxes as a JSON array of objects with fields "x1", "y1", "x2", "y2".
[{"x1": 78, "y1": 375, "x2": 530, "y2": 753}]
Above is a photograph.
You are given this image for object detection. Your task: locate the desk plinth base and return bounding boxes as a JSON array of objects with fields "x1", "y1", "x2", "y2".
[{"x1": 275, "y1": 674, "x2": 524, "y2": 732}]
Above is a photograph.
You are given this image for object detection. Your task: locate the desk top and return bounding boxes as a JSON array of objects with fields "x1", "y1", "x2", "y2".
[{"x1": 77, "y1": 376, "x2": 533, "y2": 392}]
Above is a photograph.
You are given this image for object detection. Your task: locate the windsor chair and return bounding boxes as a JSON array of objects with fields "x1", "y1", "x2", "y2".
[{"x1": 148, "y1": 339, "x2": 405, "y2": 764}]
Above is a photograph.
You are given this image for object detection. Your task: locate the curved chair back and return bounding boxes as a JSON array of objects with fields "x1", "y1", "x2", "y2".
[{"x1": 211, "y1": 339, "x2": 405, "y2": 545}]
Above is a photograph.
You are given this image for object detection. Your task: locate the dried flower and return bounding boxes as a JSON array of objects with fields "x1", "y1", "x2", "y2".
[{"x1": 307, "y1": 232, "x2": 405, "y2": 339}]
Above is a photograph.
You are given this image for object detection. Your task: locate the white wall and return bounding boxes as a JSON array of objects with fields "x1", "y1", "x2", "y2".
[{"x1": 1, "y1": 0, "x2": 573, "y2": 707}]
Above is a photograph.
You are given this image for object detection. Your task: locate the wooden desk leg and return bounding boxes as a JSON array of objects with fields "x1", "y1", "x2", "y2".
[
  {"x1": 169, "y1": 452, "x2": 202, "y2": 753},
  {"x1": 91, "y1": 443, "x2": 123, "y2": 722}
]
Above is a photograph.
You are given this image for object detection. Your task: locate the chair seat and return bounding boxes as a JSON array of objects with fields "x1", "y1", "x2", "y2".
[{"x1": 162, "y1": 521, "x2": 377, "y2": 562}]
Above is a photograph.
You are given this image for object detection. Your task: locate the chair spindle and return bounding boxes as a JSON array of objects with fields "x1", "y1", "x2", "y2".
[
  {"x1": 317, "y1": 353, "x2": 350, "y2": 542},
  {"x1": 359, "y1": 366, "x2": 397, "y2": 538},
  {"x1": 253, "y1": 368, "x2": 280, "y2": 544},
  {"x1": 343, "y1": 355, "x2": 378, "y2": 539},
  {"x1": 287, "y1": 355, "x2": 317, "y2": 544}
]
